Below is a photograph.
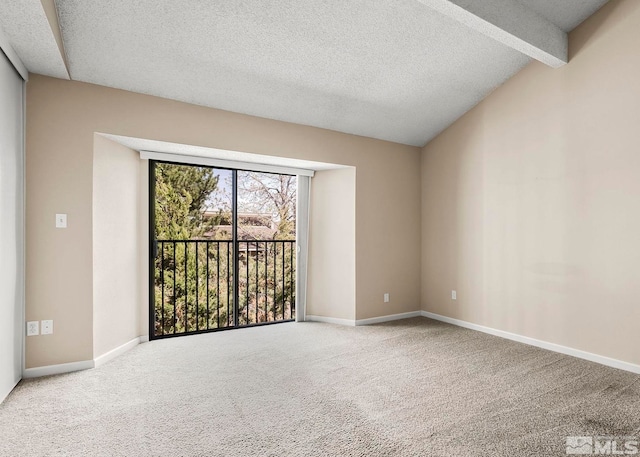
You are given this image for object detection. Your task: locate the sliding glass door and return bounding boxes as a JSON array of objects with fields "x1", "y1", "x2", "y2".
[{"x1": 149, "y1": 161, "x2": 297, "y2": 339}]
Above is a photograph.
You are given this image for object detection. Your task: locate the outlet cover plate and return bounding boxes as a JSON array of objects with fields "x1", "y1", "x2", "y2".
[
  {"x1": 41, "y1": 320, "x2": 54, "y2": 335},
  {"x1": 27, "y1": 321, "x2": 39, "y2": 336}
]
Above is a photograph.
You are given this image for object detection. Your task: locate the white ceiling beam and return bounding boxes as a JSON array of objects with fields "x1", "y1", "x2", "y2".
[
  {"x1": 41, "y1": 0, "x2": 71, "y2": 77},
  {"x1": 0, "y1": 0, "x2": 69, "y2": 80},
  {"x1": 417, "y1": 0, "x2": 568, "y2": 68},
  {"x1": 0, "y1": 24, "x2": 29, "y2": 80}
]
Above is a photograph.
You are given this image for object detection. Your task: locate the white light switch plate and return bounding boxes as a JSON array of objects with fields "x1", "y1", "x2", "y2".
[
  {"x1": 41, "y1": 320, "x2": 54, "y2": 335},
  {"x1": 451, "y1": 290, "x2": 457, "y2": 300},
  {"x1": 383, "y1": 293, "x2": 390, "y2": 303},
  {"x1": 55, "y1": 214, "x2": 67, "y2": 228}
]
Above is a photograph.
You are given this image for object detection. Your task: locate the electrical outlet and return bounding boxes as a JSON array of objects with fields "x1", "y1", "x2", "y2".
[
  {"x1": 41, "y1": 320, "x2": 54, "y2": 335},
  {"x1": 383, "y1": 293, "x2": 390, "y2": 303},
  {"x1": 451, "y1": 290, "x2": 457, "y2": 300},
  {"x1": 27, "y1": 321, "x2": 39, "y2": 336}
]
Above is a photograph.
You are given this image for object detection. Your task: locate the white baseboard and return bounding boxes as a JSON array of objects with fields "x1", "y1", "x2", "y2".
[
  {"x1": 356, "y1": 311, "x2": 422, "y2": 326},
  {"x1": 139, "y1": 335, "x2": 149, "y2": 343},
  {"x1": 94, "y1": 337, "x2": 141, "y2": 368},
  {"x1": 23, "y1": 336, "x2": 145, "y2": 378},
  {"x1": 305, "y1": 315, "x2": 356, "y2": 326},
  {"x1": 306, "y1": 311, "x2": 422, "y2": 327},
  {"x1": 421, "y1": 311, "x2": 640, "y2": 375},
  {"x1": 23, "y1": 360, "x2": 95, "y2": 379}
]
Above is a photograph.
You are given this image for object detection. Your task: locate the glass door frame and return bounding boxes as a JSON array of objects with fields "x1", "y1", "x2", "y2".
[{"x1": 148, "y1": 159, "x2": 299, "y2": 340}]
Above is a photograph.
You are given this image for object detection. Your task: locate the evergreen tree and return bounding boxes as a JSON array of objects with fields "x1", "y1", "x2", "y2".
[
  {"x1": 155, "y1": 163, "x2": 220, "y2": 239},
  {"x1": 154, "y1": 163, "x2": 227, "y2": 335}
]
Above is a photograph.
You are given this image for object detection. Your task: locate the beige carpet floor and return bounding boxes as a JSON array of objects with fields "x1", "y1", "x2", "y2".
[{"x1": 1, "y1": 317, "x2": 639, "y2": 457}]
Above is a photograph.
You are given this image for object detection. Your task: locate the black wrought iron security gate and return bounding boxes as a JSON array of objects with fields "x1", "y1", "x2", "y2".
[{"x1": 149, "y1": 161, "x2": 296, "y2": 340}]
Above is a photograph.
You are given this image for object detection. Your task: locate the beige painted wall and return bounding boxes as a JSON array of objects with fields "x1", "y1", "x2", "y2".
[
  {"x1": 421, "y1": 0, "x2": 640, "y2": 366},
  {"x1": 26, "y1": 75, "x2": 421, "y2": 368},
  {"x1": 307, "y1": 168, "x2": 356, "y2": 320},
  {"x1": 93, "y1": 135, "x2": 142, "y2": 358},
  {"x1": 356, "y1": 143, "x2": 422, "y2": 320}
]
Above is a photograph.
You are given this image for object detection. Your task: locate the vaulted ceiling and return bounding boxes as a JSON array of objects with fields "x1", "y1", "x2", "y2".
[{"x1": 0, "y1": 0, "x2": 608, "y2": 146}]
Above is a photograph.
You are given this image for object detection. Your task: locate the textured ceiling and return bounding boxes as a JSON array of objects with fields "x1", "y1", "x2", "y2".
[
  {"x1": 0, "y1": 0, "x2": 68, "y2": 79},
  {"x1": 57, "y1": 0, "x2": 534, "y2": 146},
  {"x1": 1, "y1": 0, "x2": 609, "y2": 146}
]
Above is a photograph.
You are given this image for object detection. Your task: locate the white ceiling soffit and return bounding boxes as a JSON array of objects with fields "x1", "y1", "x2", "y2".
[
  {"x1": 57, "y1": 0, "x2": 607, "y2": 147},
  {"x1": 0, "y1": 0, "x2": 68, "y2": 79},
  {"x1": 100, "y1": 134, "x2": 346, "y2": 173}
]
